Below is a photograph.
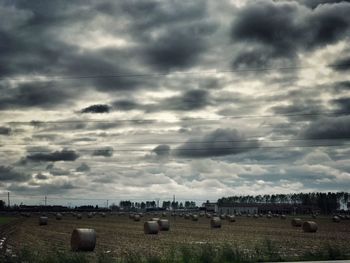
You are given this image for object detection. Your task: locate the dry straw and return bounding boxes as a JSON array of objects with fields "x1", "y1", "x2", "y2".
[
  {"x1": 291, "y1": 218, "x2": 302, "y2": 227},
  {"x1": 211, "y1": 217, "x2": 221, "y2": 228},
  {"x1": 39, "y1": 216, "x2": 48, "y2": 225},
  {"x1": 158, "y1": 219, "x2": 170, "y2": 231},
  {"x1": 144, "y1": 221, "x2": 159, "y2": 234},
  {"x1": 302, "y1": 221, "x2": 318, "y2": 233},
  {"x1": 71, "y1": 228, "x2": 96, "y2": 251}
]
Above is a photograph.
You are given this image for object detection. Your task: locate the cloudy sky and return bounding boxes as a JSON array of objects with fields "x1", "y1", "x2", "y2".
[{"x1": 0, "y1": 0, "x2": 350, "y2": 206}]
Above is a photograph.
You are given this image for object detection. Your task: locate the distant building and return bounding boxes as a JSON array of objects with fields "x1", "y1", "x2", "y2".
[
  {"x1": 203, "y1": 202, "x2": 218, "y2": 213},
  {"x1": 219, "y1": 203, "x2": 258, "y2": 215}
]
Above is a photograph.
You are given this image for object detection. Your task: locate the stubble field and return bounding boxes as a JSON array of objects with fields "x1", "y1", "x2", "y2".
[{"x1": 1, "y1": 213, "x2": 350, "y2": 261}]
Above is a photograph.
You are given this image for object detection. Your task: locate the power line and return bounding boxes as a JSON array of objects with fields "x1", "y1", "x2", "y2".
[
  {"x1": 0, "y1": 62, "x2": 348, "y2": 82},
  {"x1": 2, "y1": 110, "x2": 349, "y2": 125},
  {"x1": 0, "y1": 143, "x2": 349, "y2": 153},
  {"x1": 1, "y1": 136, "x2": 350, "y2": 147}
]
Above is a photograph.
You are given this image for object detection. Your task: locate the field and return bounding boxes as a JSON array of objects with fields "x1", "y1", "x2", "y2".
[{"x1": 1, "y1": 213, "x2": 350, "y2": 262}]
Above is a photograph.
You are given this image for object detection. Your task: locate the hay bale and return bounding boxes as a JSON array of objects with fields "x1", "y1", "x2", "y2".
[
  {"x1": 253, "y1": 214, "x2": 259, "y2": 218},
  {"x1": 210, "y1": 217, "x2": 221, "y2": 228},
  {"x1": 227, "y1": 215, "x2": 236, "y2": 222},
  {"x1": 144, "y1": 221, "x2": 159, "y2": 234},
  {"x1": 345, "y1": 215, "x2": 350, "y2": 220},
  {"x1": 192, "y1": 215, "x2": 199, "y2": 221},
  {"x1": 247, "y1": 214, "x2": 251, "y2": 218},
  {"x1": 312, "y1": 214, "x2": 317, "y2": 219},
  {"x1": 56, "y1": 213, "x2": 63, "y2": 220},
  {"x1": 71, "y1": 228, "x2": 96, "y2": 251},
  {"x1": 134, "y1": 214, "x2": 140, "y2": 221},
  {"x1": 129, "y1": 213, "x2": 135, "y2": 219},
  {"x1": 302, "y1": 221, "x2": 318, "y2": 233},
  {"x1": 220, "y1": 214, "x2": 226, "y2": 220},
  {"x1": 266, "y1": 214, "x2": 272, "y2": 219},
  {"x1": 162, "y1": 212, "x2": 167, "y2": 217},
  {"x1": 184, "y1": 214, "x2": 190, "y2": 219},
  {"x1": 280, "y1": 214, "x2": 286, "y2": 220},
  {"x1": 259, "y1": 214, "x2": 263, "y2": 217},
  {"x1": 291, "y1": 218, "x2": 302, "y2": 227},
  {"x1": 206, "y1": 213, "x2": 212, "y2": 218},
  {"x1": 101, "y1": 212, "x2": 106, "y2": 218},
  {"x1": 332, "y1": 216, "x2": 341, "y2": 223},
  {"x1": 76, "y1": 213, "x2": 82, "y2": 220},
  {"x1": 39, "y1": 216, "x2": 48, "y2": 225},
  {"x1": 151, "y1": 217, "x2": 160, "y2": 222},
  {"x1": 158, "y1": 219, "x2": 170, "y2": 231},
  {"x1": 87, "y1": 212, "x2": 93, "y2": 218}
]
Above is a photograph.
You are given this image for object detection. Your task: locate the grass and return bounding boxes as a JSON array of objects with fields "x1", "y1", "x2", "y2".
[
  {"x1": 0, "y1": 216, "x2": 15, "y2": 225},
  {"x1": 1, "y1": 241, "x2": 349, "y2": 263}
]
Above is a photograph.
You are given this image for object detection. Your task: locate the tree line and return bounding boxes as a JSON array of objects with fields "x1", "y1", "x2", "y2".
[{"x1": 218, "y1": 192, "x2": 349, "y2": 214}]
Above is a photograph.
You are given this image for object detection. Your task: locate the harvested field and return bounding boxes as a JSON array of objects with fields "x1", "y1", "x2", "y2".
[{"x1": 2, "y1": 214, "x2": 350, "y2": 260}]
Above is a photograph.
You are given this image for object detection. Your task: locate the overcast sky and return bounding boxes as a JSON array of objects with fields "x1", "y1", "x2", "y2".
[{"x1": 0, "y1": 0, "x2": 350, "y2": 206}]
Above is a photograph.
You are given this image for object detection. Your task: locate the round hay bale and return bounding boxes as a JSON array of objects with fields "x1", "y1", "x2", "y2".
[
  {"x1": 134, "y1": 214, "x2": 140, "y2": 221},
  {"x1": 220, "y1": 214, "x2": 226, "y2": 220},
  {"x1": 253, "y1": 214, "x2": 259, "y2": 218},
  {"x1": 206, "y1": 213, "x2": 212, "y2": 218},
  {"x1": 87, "y1": 212, "x2": 93, "y2": 218},
  {"x1": 144, "y1": 221, "x2": 159, "y2": 234},
  {"x1": 76, "y1": 213, "x2": 82, "y2": 220},
  {"x1": 291, "y1": 218, "x2": 302, "y2": 227},
  {"x1": 184, "y1": 214, "x2": 190, "y2": 219},
  {"x1": 312, "y1": 214, "x2": 317, "y2": 219},
  {"x1": 39, "y1": 216, "x2": 48, "y2": 225},
  {"x1": 71, "y1": 228, "x2": 96, "y2": 251},
  {"x1": 199, "y1": 212, "x2": 205, "y2": 217},
  {"x1": 280, "y1": 214, "x2": 286, "y2": 220},
  {"x1": 332, "y1": 216, "x2": 341, "y2": 223},
  {"x1": 101, "y1": 212, "x2": 106, "y2": 218},
  {"x1": 345, "y1": 215, "x2": 350, "y2": 220},
  {"x1": 151, "y1": 217, "x2": 160, "y2": 222},
  {"x1": 179, "y1": 213, "x2": 183, "y2": 217},
  {"x1": 129, "y1": 213, "x2": 135, "y2": 219},
  {"x1": 302, "y1": 221, "x2": 318, "y2": 233},
  {"x1": 162, "y1": 212, "x2": 167, "y2": 217},
  {"x1": 259, "y1": 214, "x2": 263, "y2": 217},
  {"x1": 158, "y1": 219, "x2": 170, "y2": 231},
  {"x1": 266, "y1": 214, "x2": 272, "y2": 219},
  {"x1": 227, "y1": 215, "x2": 236, "y2": 222},
  {"x1": 247, "y1": 214, "x2": 251, "y2": 218},
  {"x1": 210, "y1": 217, "x2": 221, "y2": 228},
  {"x1": 56, "y1": 213, "x2": 63, "y2": 220},
  {"x1": 192, "y1": 215, "x2": 199, "y2": 221}
]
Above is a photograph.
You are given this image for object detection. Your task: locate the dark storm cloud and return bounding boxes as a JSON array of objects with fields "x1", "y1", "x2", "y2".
[
  {"x1": 8, "y1": 181, "x2": 76, "y2": 195},
  {"x1": 92, "y1": 147, "x2": 113, "y2": 157},
  {"x1": 0, "y1": 126, "x2": 11, "y2": 135},
  {"x1": 0, "y1": 166, "x2": 30, "y2": 182},
  {"x1": 112, "y1": 89, "x2": 211, "y2": 112},
  {"x1": 332, "y1": 98, "x2": 350, "y2": 113},
  {"x1": 35, "y1": 173, "x2": 48, "y2": 180},
  {"x1": 333, "y1": 81, "x2": 350, "y2": 92},
  {"x1": 81, "y1": 104, "x2": 111, "y2": 114},
  {"x1": 230, "y1": 0, "x2": 350, "y2": 67},
  {"x1": 26, "y1": 149, "x2": 79, "y2": 162},
  {"x1": 0, "y1": 82, "x2": 72, "y2": 110},
  {"x1": 113, "y1": 100, "x2": 140, "y2": 111},
  {"x1": 333, "y1": 57, "x2": 350, "y2": 71},
  {"x1": 175, "y1": 129, "x2": 260, "y2": 158},
  {"x1": 300, "y1": 116, "x2": 350, "y2": 139},
  {"x1": 296, "y1": 0, "x2": 350, "y2": 9},
  {"x1": 153, "y1": 144, "x2": 171, "y2": 156},
  {"x1": 271, "y1": 99, "x2": 326, "y2": 120},
  {"x1": 76, "y1": 163, "x2": 90, "y2": 172},
  {"x1": 141, "y1": 29, "x2": 208, "y2": 71}
]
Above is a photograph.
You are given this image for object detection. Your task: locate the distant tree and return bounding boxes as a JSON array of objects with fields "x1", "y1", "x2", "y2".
[{"x1": 0, "y1": 200, "x2": 5, "y2": 210}]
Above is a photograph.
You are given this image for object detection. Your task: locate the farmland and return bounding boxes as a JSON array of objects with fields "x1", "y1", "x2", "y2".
[{"x1": 1, "y1": 213, "x2": 350, "y2": 262}]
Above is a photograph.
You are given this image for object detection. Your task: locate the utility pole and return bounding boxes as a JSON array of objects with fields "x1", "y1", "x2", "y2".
[
  {"x1": 44, "y1": 195, "x2": 47, "y2": 206},
  {"x1": 106, "y1": 199, "x2": 109, "y2": 208},
  {"x1": 7, "y1": 192, "x2": 10, "y2": 208}
]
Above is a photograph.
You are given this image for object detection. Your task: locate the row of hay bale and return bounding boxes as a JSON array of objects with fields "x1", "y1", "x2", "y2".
[
  {"x1": 144, "y1": 218, "x2": 170, "y2": 234},
  {"x1": 291, "y1": 218, "x2": 318, "y2": 232}
]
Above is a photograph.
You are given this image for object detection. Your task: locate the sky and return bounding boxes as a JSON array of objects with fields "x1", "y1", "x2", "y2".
[{"x1": 0, "y1": 0, "x2": 350, "y2": 206}]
